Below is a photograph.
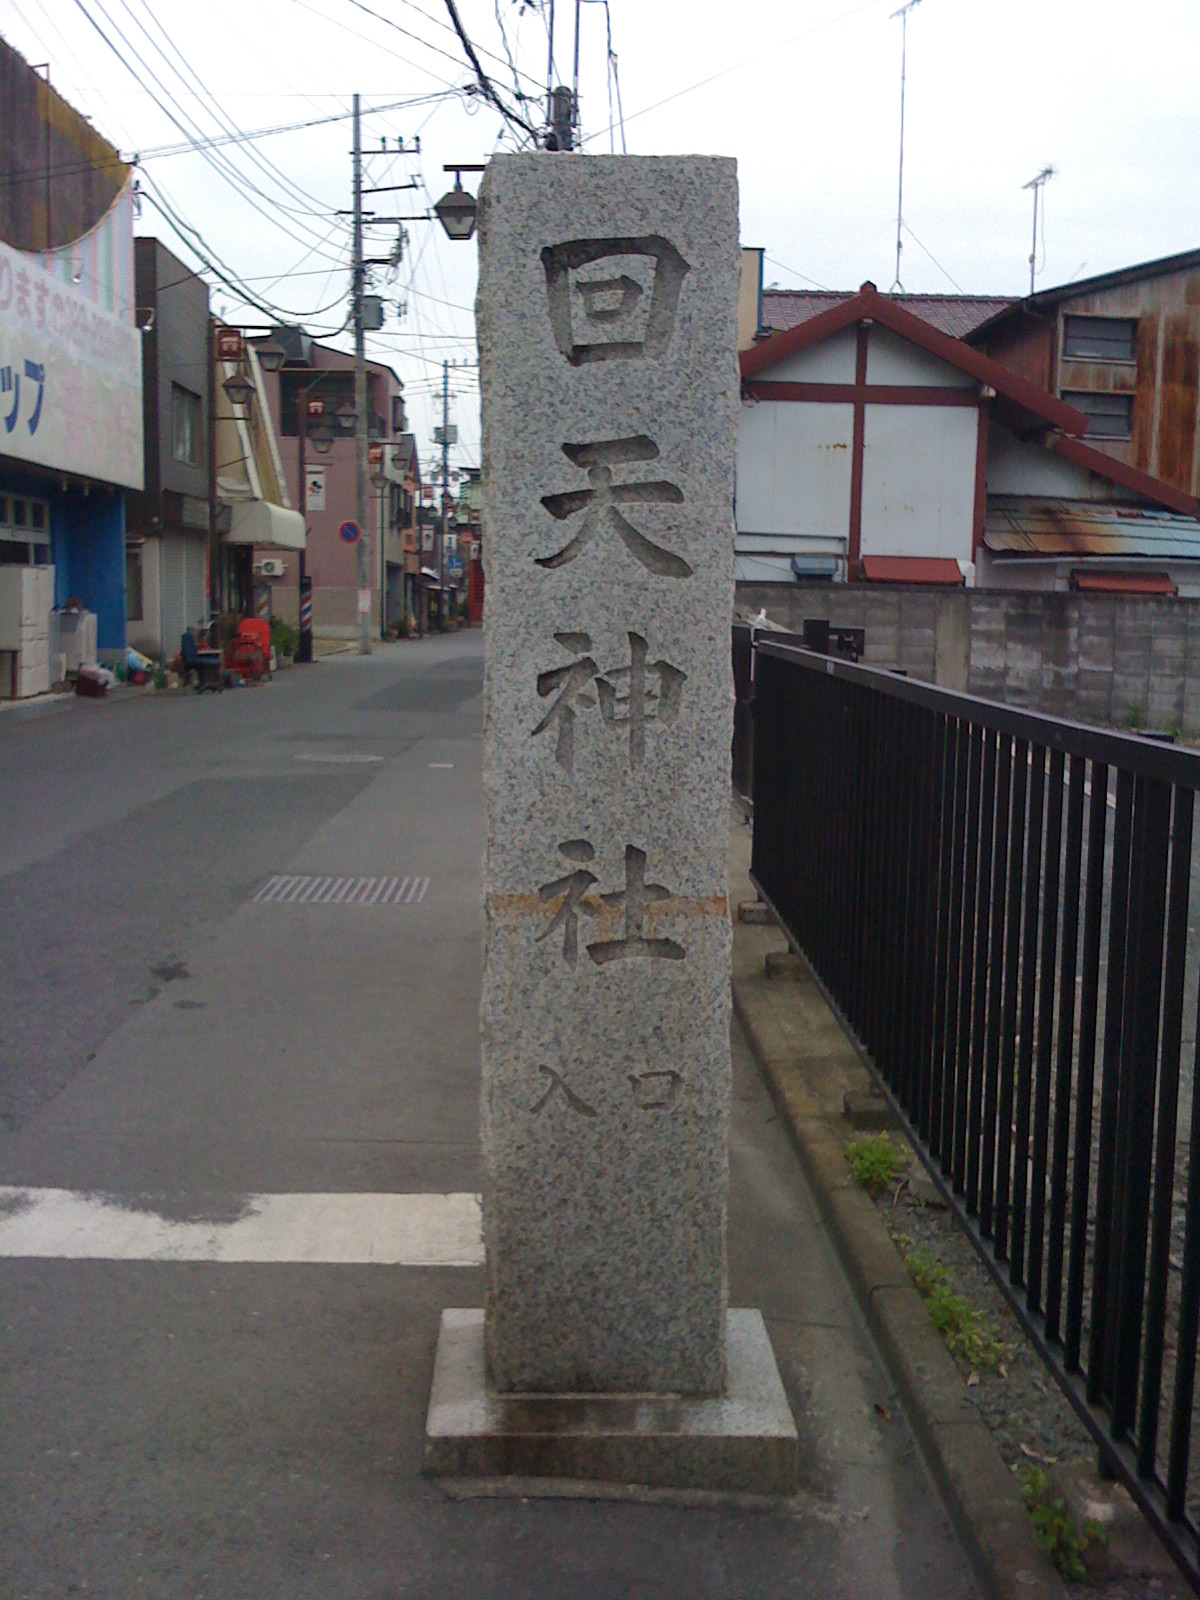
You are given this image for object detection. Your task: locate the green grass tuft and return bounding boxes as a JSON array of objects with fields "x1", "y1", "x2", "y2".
[{"x1": 845, "y1": 1133, "x2": 906, "y2": 1197}]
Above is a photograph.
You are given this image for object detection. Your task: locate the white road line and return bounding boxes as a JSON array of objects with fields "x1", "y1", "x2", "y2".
[
  {"x1": 0, "y1": 1188, "x2": 483, "y2": 1266},
  {"x1": 429, "y1": 762, "x2": 455, "y2": 769},
  {"x1": 295, "y1": 753, "x2": 383, "y2": 764}
]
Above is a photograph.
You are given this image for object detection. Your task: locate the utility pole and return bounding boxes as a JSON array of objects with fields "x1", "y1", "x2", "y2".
[
  {"x1": 297, "y1": 386, "x2": 313, "y2": 662},
  {"x1": 889, "y1": 0, "x2": 921, "y2": 293},
  {"x1": 352, "y1": 92, "x2": 371, "y2": 654},
  {"x1": 439, "y1": 358, "x2": 450, "y2": 628},
  {"x1": 1023, "y1": 166, "x2": 1055, "y2": 296}
]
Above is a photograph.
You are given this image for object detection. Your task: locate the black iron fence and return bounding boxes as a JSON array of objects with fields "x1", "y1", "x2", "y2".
[
  {"x1": 749, "y1": 636, "x2": 1200, "y2": 1591},
  {"x1": 732, "y1": 623, "x2": 755, "y2": 803}
]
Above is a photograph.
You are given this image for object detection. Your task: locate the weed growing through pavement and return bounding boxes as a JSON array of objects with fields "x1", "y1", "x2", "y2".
[
  {"x1": 845, "y1": 1133, "x2": 906, "y2": 1197},
  {"x1": 890, "y1": 1230, "x2": 1013, "y2": 1372},
  {"x1": 1018, "y1": 1466, "x2": 1107, "y2": 1580}
]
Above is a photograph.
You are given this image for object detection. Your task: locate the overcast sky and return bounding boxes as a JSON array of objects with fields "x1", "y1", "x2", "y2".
[{"x1": 3, "y1": 0, "x2": 1198, "y2": 474}]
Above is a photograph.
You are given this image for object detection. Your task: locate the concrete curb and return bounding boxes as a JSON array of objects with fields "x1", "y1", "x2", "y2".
[{"x1": 732, "y1": 935, "x2": 1068, "y2": 1600}]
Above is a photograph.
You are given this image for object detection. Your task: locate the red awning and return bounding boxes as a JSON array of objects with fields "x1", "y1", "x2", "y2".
[
  {"x1": 860, "y1": 555, "x2": 965, "y2": 586},
  {"x1": 1070, "y1": 569, "x2": 1177, "y2": 596}
]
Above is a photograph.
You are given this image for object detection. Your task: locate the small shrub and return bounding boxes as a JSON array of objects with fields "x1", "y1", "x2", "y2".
[
  {"x1": 845, "y1": 1133, "x2": 905, "y2": 1196},
  {"x1": 269, "y1": 616, "x2": 299, "y2": 659},
  {"x1": 893, "y1": 1233, "x2": 1013, "y2": 1372},
  {"x1": 394, "y1": 615, "x2": 410, "y2": 638},
  {"x1": 152, "y1": 666, "x2": 168, "y2": 690},
  {"x1": 1019, "y1": 1466, "x2": 1107, "y2": 1580}
]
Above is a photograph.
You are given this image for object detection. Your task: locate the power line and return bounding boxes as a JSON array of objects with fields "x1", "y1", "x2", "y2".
[
  {"x1": 139, "y1": 171, "x2": 350, "y2": 326},
  {"x1": 442, "y1": 0, "x2": 541, "y2": 140},
  {"x1": 581, "y1": 0, "x2": 889, "y2": 148},
  {"x1": 0, "y1": 95, "x2": 449, "y2": 190},
  {"x1": 120, "y1": 0, "x2": 333, "y2": 216},
  {"x1": 69, "y1": 0, "x2": 347, "y2": 263}
]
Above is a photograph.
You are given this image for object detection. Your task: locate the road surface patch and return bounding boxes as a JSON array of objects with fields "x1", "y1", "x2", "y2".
[{"x1": 0, "y1": 1186, "x2": 482, "y2": 1264}]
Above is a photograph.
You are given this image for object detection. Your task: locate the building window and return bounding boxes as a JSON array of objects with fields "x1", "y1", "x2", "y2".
[
  {"x1": 1062, "y1": 390, "x2": 1134, "y2": 438},
  {"x1": 126, "y1": 544, "x2": 144, "y2": 621},
  {"x1": 0, "y1": 494, "x2": 51, "y2": 563},
  {"x1": 1062, "y1": 315, "x2": 1136, "y2": 363},
  {"x1": 172, "y1": 384, "x2": 202, "y2": 465},
  {"x1": 278, "y1": 370, "x2": 356, "y2": 437}
]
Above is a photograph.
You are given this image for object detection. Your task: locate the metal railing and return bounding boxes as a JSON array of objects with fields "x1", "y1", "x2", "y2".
[
  {"x1": 732, "y1": 623, "x2": 755, "y2": 804},
  {"x1": 749, "y1": 636, "x2": 1200, "y2": 1591}
]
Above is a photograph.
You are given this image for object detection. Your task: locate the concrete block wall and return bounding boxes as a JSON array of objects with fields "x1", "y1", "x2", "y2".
[{"x1": 738, "y1": 582, "x2": 1200, "y2": 737}]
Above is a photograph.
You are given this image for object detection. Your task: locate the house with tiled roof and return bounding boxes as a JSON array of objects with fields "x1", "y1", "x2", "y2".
[{"x1": 736, "y1": 279, "x2": 1200, "y2": 596}]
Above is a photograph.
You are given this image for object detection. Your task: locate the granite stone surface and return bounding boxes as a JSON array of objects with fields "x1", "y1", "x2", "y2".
[
  {"x1": 477, "y1": 154, "x2": 741, "y2": 1394},
  {"x1": 424, "y1": 1309, "x2": 798, "y2": 1493}
]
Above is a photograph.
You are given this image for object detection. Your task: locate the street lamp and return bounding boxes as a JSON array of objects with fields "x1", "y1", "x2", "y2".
[
  {"x1": 222, "y1": 370, "x2": 255, "y2": 409},
  {"x1": 255, "y1": 339, "x2": 286, "y2": 373},
  {"x1": 434, "y1": 164, "x2": 486, "y2": 242}
]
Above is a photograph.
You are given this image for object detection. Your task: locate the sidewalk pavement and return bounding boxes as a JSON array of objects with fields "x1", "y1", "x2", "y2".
[{"x1": 2, "y1": 638, "x2": 982, "y2": 1597}]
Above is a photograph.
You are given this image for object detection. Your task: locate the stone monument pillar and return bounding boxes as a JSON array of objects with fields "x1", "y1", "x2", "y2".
[{"x1": 425, "y1": 153, "x2": 796, "y2": 1492}]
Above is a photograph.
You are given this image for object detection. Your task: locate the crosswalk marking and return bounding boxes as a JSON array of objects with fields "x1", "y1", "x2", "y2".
[
  {"x1": 252, "y1": 875, "x2": 430, "y2": 905},
  {"x1": 0, "y1": 1187, "x2": 482, "y2": 1265}
]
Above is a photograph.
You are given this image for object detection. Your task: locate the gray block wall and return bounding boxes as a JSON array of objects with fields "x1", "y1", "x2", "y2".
[{"x1": 738, "y1": 583, "x2": 1200, "y2": 736}]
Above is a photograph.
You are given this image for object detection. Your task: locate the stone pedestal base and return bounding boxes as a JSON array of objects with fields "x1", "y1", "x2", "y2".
[{"x1": 423, "y1": 1308, "x2": 798, "y2": 1495}]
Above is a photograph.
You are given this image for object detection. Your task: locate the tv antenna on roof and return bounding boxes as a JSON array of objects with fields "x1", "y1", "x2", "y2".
[
  {"x1": 1022, "y1": 166, "x2": 1055, "y2": 295},
  {"x1": 889, "y1": 0, "x2": 922, "y2": 293}
]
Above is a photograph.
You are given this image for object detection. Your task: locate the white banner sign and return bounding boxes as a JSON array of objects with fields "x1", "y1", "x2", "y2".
[
  {"x1": 305, "y1": 466, "x2": 325, "y2": 510},
  {"x1": 0, "y1": 239, "x2": 143, "y2": 490}
]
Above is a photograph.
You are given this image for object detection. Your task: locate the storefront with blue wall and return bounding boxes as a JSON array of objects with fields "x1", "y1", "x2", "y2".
[
  {"x1": 0, "y1": 229, "x2": 142, "y2": 661},
  {"x1": 0, "y1": 461, "x2": 126, "y2": 651}
]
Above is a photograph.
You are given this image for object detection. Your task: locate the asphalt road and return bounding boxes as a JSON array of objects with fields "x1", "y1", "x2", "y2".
[{"x1": 0, "y1": 634, "x2": 977, "y2": 1600}]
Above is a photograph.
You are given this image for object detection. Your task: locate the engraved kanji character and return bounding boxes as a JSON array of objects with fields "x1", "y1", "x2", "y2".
[
  {"x1": 629, "y1": 1070, "x2": 682, "y2": 1110},
  {"x1": 538, "y1": 436, "x2": 691, "y2": 578},
  {"x1": 531, "y1": 1063, "x2": 598, "y2": 1119},
  {"x1": 1, "y1": 367, "x2": 18, "y2": 434},
  {"x1": 536, "y1": 839, "x2": 599, "y2": 968},
  {"x1": 588, "y1": 846, "x2": 685, "y2": 966},
  {"x1": 532, "y1": 632, "x2": 600, "y2": 772},
  {"x1": 596, "y1": 632, "x2": 685, "y2": 770},
  {"x1": 14, "y1": 268, "x2": 30, "y2": 319},
  {"x1": 0, "y1": 257, "x2": 12, "y2": 311},
  {"x1": 34, "y1": 277, "x2": 47, "y2": 330},
  {"x1": 23, "y1": 360, "x2": 44, "y2": 434},
  {"x1": 541, "y1": 235, "x2": 689, "y2": 366},
  {"x1": 532, "y1": 631, "x2": 687, "y2": 774}
]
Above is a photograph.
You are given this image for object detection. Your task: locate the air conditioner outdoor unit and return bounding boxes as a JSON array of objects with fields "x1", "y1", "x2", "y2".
[{"x1": 259, "y1": 558, "x2": 285, "y2": 578}]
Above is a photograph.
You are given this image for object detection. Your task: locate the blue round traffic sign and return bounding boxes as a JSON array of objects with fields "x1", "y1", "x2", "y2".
[{"x1": 338, "y1": 520, "x2": 361, "y2": 545}]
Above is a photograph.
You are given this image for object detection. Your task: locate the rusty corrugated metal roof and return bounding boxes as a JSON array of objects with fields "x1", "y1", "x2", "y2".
[
  {"x1": 760, "y1": 290, "x2": 1015, "y2": 340},
  {"x1": 984, "y1": 497, "x2": 1200, "y2": 558}
]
